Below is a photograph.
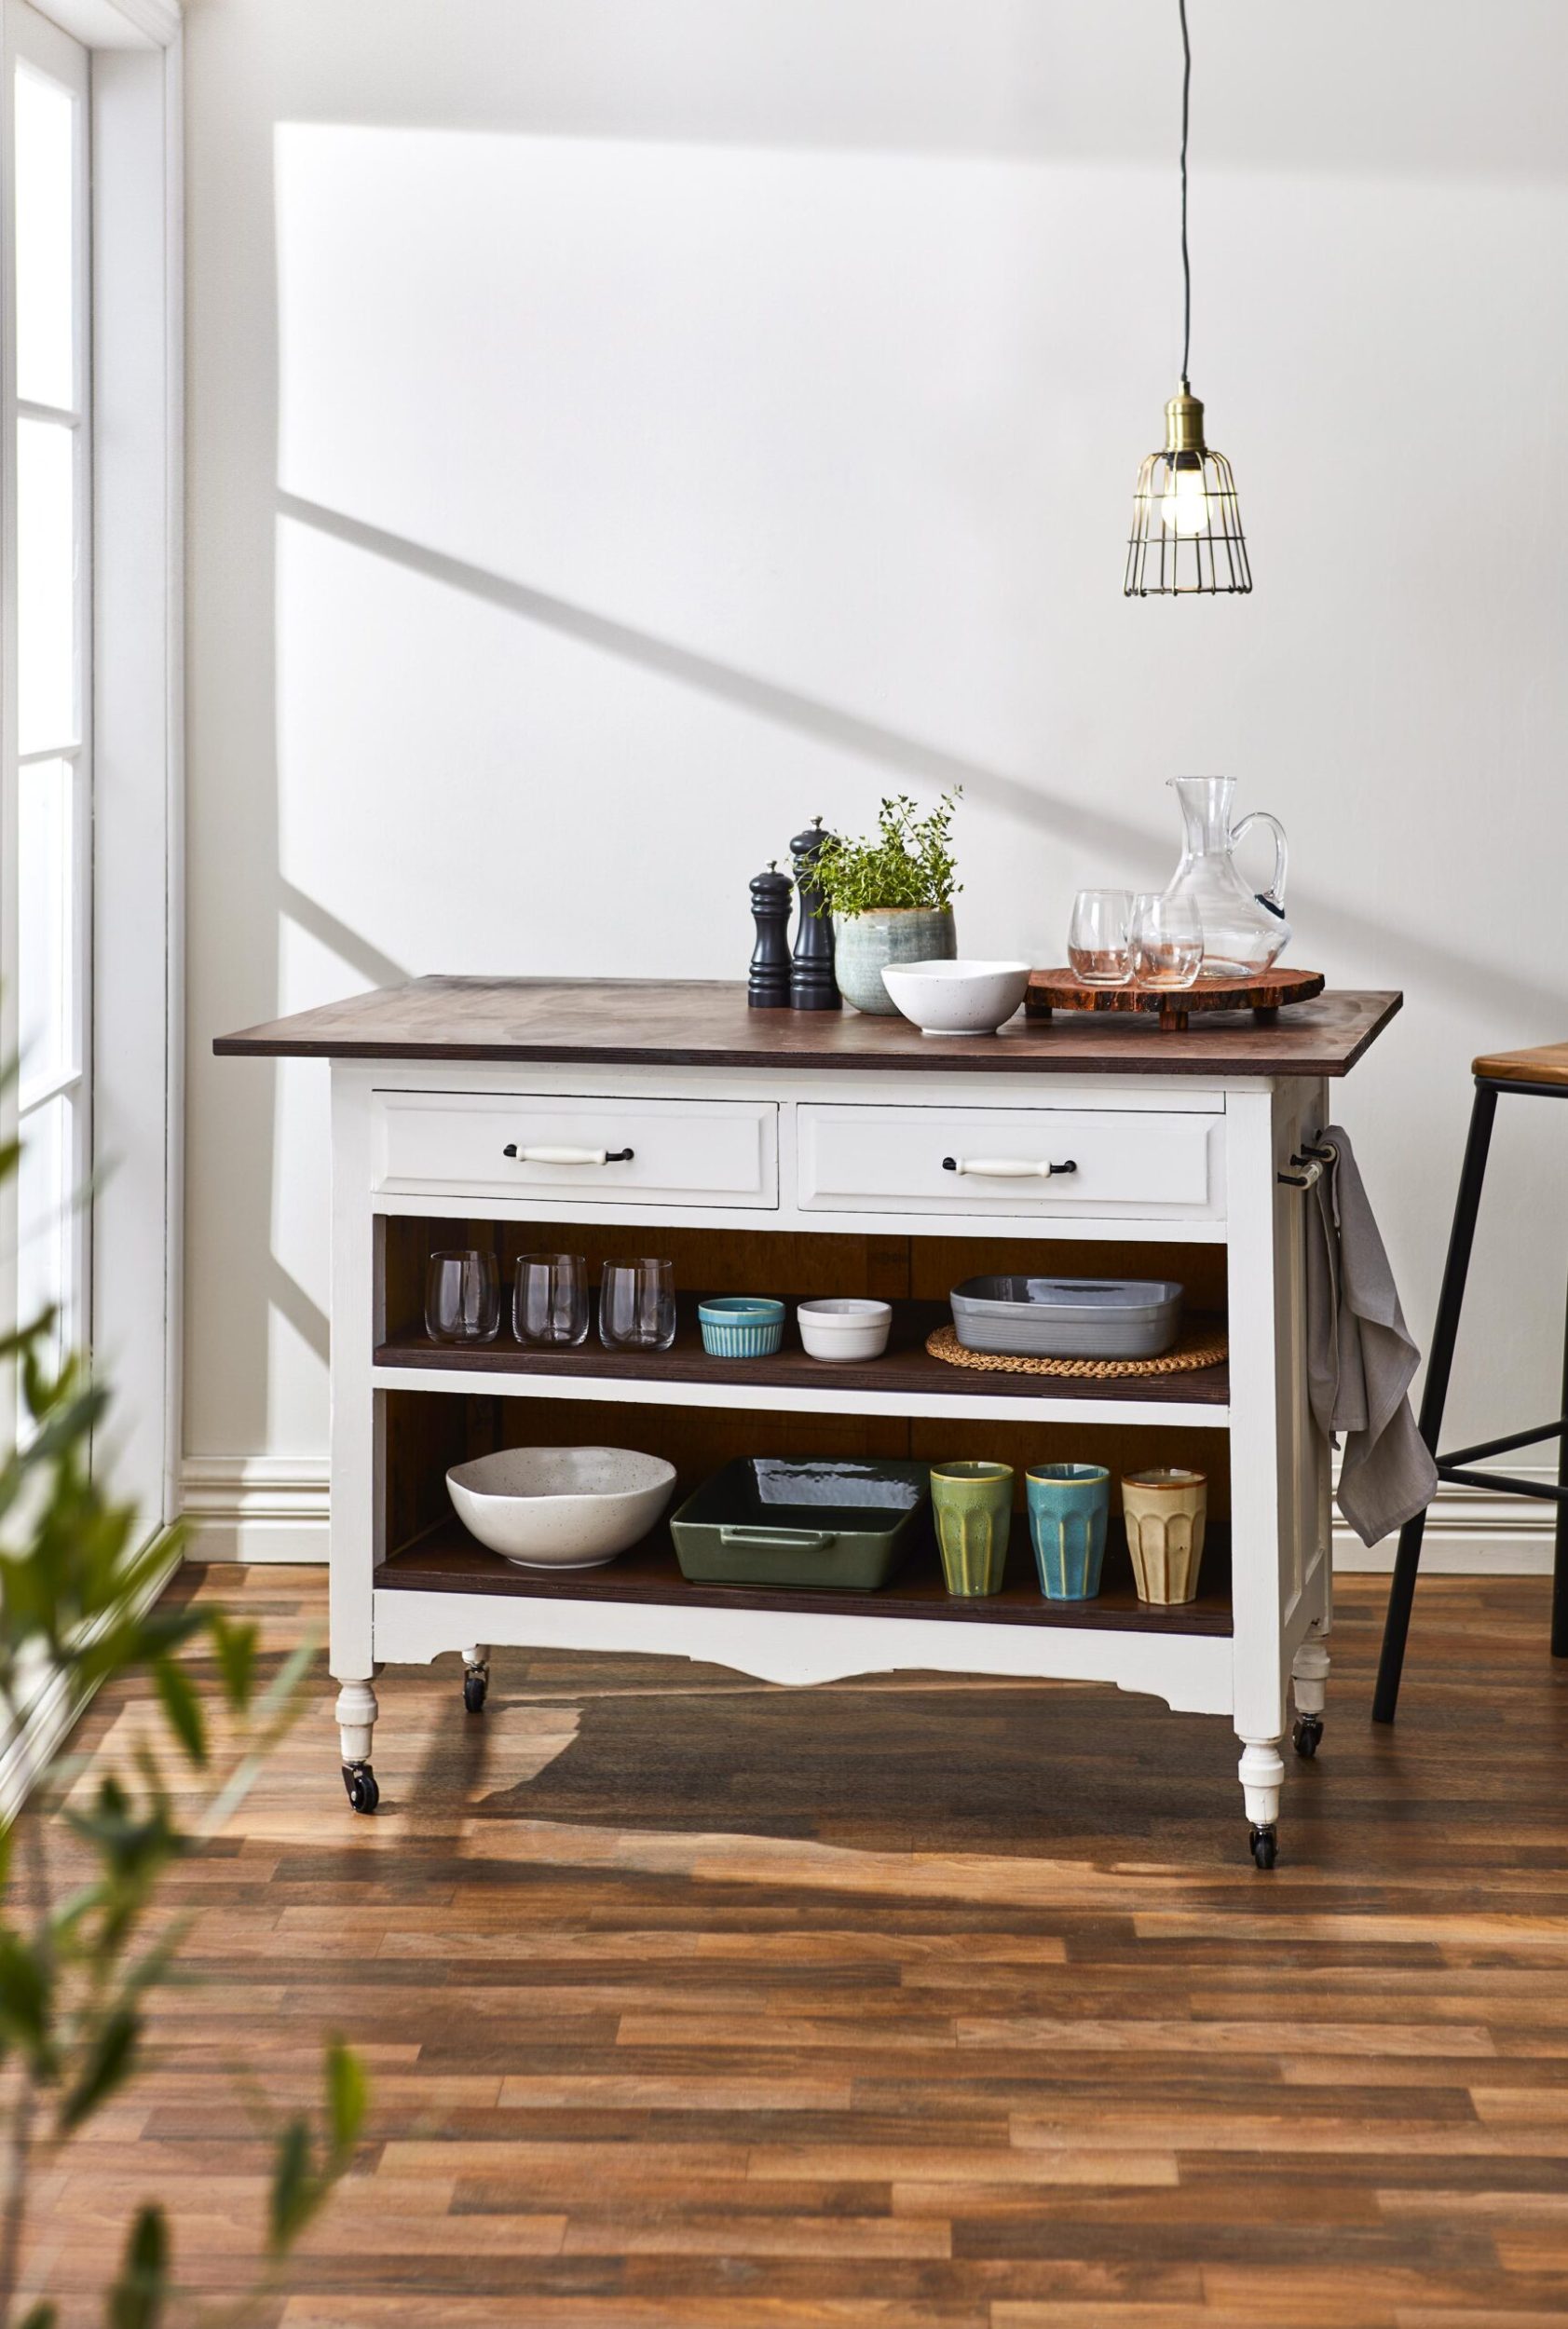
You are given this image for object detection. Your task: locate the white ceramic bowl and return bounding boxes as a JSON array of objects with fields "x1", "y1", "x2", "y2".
[
  {"x1": 797, "y1": 1297, "x2": 893, "y2": 1362},
  {"x1": 880, "y1": 959, "x2": 1031, "y2": 1036},
  {"x1": 446, "y1": 1446, "x2": 675, "y2": 1569}
]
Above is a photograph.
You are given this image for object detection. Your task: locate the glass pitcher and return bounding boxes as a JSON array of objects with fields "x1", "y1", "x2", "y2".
[{"x1": 1165, "y1": 776, "x2": 1290, "y2": 978}]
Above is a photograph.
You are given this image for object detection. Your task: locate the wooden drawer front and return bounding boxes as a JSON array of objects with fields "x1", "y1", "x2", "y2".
[
  {"x1": 375, "y1": 1091, "x2": 778, "y2": 1207},
  {"x1": 797, "y1": 1104, "x2": 1220, "y2": 1219}
]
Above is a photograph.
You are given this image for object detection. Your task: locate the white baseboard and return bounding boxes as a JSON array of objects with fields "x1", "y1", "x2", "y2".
[
  {"x1": 1332, "y1": 1473, "x2": 1557, "y2": 1574},
  {"x1": 178, "y1": 1461, "x2": 1561, "y2": 1576},
  {"x1": 179, "y1": 1456, "x2": 330, "y2": 1563}
]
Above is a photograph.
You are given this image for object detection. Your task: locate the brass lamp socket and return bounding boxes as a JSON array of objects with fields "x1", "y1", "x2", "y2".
[{"x1": 1164, "y1": 387, "x2": 1207, "y2": 456}]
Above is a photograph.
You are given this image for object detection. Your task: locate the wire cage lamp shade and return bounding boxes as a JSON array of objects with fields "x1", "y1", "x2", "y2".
[
  {"x1": 1125, "y1": 0, "x2": 1251, "y2": 597},
  {"x1": 1125, "y1": 388, "x2": 1251, "y2": 597}
]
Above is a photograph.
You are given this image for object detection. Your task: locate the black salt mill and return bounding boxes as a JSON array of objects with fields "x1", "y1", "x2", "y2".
[
  {"x1": 747, "y1": 863, "x2": 793, "y2": 1009},
  {"x1": 789, "y1": 816, "x2": 840, "y2": 1011}
]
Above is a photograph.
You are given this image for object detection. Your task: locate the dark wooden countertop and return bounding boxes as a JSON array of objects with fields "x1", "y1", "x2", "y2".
[{"x1": 213, "y1": 976, "x2": 1401, "y2": 1078}]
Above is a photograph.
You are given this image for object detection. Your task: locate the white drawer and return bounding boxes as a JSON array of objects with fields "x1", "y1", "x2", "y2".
[
  {"x1": 797, "y1": 1103, "x2": 1221, "y2": 1219},
  {"x1": 375, "y1": 1090, "x2": 778, "y2": 1207}
]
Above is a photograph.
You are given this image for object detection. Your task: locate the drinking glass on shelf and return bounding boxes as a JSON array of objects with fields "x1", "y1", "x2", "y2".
[
  {"x1": 513, "y1": 1252, "x2": 590, "y2": 1347},
  {"x1": 425, "y1": 1248, "x2": 500, "y2": 1344},
  {"x1": 599, "y1": 1258, "x2": 677, "y2": 1351},
  {"x1": 1130, "y1": 891, "x2": 1204, "y2": 989},
  {"x1": 1067, "y1": 889, "x2": 1133, "y2": 986}
]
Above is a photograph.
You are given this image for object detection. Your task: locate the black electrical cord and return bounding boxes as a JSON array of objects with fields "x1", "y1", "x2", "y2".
[{"x1": 1179, "y1": 0, "x2": 1193, "y2": 390}]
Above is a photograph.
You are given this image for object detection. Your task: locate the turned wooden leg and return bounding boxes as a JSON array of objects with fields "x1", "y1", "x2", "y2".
[
  {"x1": 1291, "y1": 1635, "x2": 1329, "y2": 1758},
  {"x1": 1238, "y1": 1737, "x2": 1285, "y2": 1869},
  {"x1": 335, "y1": 1678, "x2": 379, "y2": 1813},
  {"x1": 461, "y1": 1645, "x2": 490, "y2": 1713}
]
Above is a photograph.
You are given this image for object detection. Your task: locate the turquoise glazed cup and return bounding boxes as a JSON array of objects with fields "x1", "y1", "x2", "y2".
[
  {"x1": 930, "y1": 1461, "x2": 1014, "y2": 1597},
  {"x1": 1026, "y1": 1464, "x2": 1111, "y2": 1600},
  {"x1": 698, "y1": 1297, "x2": 785, "y2": 1358}
]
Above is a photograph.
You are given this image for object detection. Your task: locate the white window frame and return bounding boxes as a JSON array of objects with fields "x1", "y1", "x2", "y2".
[
  {"x1": 3, "y1": 0, "x2": 92, "y2": 1413},
  {"x1": 0, "y1": 0, "x2": 183, "y2": 1533}
]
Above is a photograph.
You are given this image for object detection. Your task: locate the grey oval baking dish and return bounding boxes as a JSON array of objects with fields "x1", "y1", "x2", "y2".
[{"x1": 948, "y1": 1275, "x2": 1184, "y2": 1359}]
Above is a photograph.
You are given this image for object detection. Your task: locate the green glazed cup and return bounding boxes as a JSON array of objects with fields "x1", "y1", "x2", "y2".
[{"x1": 930, "y1": 1461, "x2": 1014, "y2": 1597}]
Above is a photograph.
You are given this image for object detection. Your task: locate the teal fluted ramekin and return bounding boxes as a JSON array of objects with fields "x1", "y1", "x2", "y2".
[
  {"x1": 698, "y1": 1297, "x2": 785, "y2": 1359},
  {"x1": 1026, "y1": 1464, "x2": 1110, "y2": 1600}
]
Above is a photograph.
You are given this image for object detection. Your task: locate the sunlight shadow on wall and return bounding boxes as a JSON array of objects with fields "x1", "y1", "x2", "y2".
[{"x1": 275, "y1": 488, "x2": 1562, "y2": 1027}]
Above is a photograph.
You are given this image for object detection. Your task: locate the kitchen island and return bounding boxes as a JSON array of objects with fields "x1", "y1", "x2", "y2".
[{"x1": 216, "y1": 977, "x2": 1401, "y2": 1865}]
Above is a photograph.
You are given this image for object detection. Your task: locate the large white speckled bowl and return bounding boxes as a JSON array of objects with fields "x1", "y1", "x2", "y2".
[
  {"x1": 881, "y1": 959, "x2": 1031, "y2": 1035},
  {"x1": 446, "y1": 1446, "x2": 675, "y2": 1569}
]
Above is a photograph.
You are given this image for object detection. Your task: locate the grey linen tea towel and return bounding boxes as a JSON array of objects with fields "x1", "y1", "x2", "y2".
[{"x1": 1304, "y1": 1124, "x2": 1438, "y2": 1547}]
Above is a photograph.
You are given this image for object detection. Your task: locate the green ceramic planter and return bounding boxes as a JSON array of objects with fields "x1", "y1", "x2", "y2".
[
  {"x1": 930, "y1": 1460, "x2": 1014, "y2": 1597},
  {"x1": 832, "y1": 907, "x2": 956, "y2": 1015}
]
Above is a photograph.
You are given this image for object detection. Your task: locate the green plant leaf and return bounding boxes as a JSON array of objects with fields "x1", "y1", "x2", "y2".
[
  {"x1": 152, "y1": 1655, "x2": 207, "y2": 1767},
  {"x1": 268, "y1": 2115, "x2": 315, "y2": 2253},
  {"x1": 106, "y1": 2203, "x2": 168, "y2": 2329},
  {"x1": 811, "y1": 787, "x2": 962, "y2": 917},
  {"x1": 58, "y1": 2004, "x2": 140, "y2": 2133},
  {"x1": 0, "y1": 1929, "x2": 52, "y2": 2053},
  {"x1": 208, "y1": 1613, "x2": 259, "y2": 1710},
  {"x1": 18, "y1": 2301, "x2": 58, "y2": 2328},
  {"x1": 325, "y1": 2037, "x2": 367, "y2": 2160}
]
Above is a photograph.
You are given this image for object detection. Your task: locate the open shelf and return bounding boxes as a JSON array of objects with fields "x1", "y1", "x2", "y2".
[
  {"x1": 378, "y1": 1514, "x2": 1234, "y2": 1639},
  {"x1": 375, "y1": 1297, "x2": 1230, "y2": 1410}
]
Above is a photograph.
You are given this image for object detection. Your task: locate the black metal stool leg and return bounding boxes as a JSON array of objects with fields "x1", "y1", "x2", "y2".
[
  {"x1": 1553, "y1": 1270, "x2": 1568, "y2": 1660},
  {"x1": 1373, "y1": 1083, "x2": 1499, "y2": 1724}
]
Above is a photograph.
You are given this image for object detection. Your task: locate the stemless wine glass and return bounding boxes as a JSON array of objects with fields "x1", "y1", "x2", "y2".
[
  {"x1": 425, "y1": 1248, "x2": 500, "y2": 1344},
  {"x1": 599, "y1": 1258, "x2": 677, "y2": 1351},
  {"x1": 1130, "y1": 891, "x2": 1204, "y2": 989},
  {"x1": 1068, "y1": 889, "x2": 1133, "y2": 986},
  {"x1": 513, "y1": 1252, "x2": 590, "y2": 1347}
]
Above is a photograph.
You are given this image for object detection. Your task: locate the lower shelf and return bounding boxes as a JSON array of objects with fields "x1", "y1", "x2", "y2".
[{"x1": 379, "y1": 1516, "x2": 1234, "y2": 1640}]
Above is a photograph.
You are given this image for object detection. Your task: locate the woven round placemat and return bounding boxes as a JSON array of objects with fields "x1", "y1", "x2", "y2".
[{"x1": 925, "y1": 1321, "x2": 1229, "y2": 1379}]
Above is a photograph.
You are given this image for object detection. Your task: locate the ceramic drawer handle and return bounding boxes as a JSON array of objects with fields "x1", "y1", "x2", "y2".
[
  {"x1": 501, "y1": 1143, "x2": 634, "y2": 1165},
  {"x1": 718, "y1": 1526, "x2": 839, "y2": 1551},
  {"x1": 941, "y1": 1155, "x2": 1078, "y2": 1180}
]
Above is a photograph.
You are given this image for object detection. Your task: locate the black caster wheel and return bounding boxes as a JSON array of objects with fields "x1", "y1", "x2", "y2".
[
  {"x1": 1293, "y1": 1714, "x2": 1323, "y2": 1759},
  {"x1": 1248, "y1": 1824, "x2": 1278, "y2": 1871},
  {"x1": 343, "y1": 1763, "x2": 379, "y2": 1815},
  {"x1": 463, "y1": 1666, "x2": 489, "y2": 1714}
]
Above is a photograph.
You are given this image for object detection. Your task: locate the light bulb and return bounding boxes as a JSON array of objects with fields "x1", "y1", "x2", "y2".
[{"x1": 1160, "y1": 464, "x2": 1210, "y2": 537}]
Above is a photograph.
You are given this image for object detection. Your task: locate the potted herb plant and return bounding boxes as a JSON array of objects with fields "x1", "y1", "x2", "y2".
[{"x1": 813, "y1": 790, "x2": 961, "y2": 1015}]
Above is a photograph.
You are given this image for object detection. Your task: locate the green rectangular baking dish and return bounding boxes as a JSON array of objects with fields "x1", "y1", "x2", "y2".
[{"x1": 670, "y1": 1457, "x2": 930, "y2": 1591}]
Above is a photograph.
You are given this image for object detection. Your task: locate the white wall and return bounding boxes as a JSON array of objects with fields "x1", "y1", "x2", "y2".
[{"x1": 184, "y1": 0, "x2": 1568, "y2": 1564}]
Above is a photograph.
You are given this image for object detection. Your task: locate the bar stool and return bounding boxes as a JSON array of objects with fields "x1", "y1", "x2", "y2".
[{"x1": 1374, "y1": 1042, "x2": 1568, "y2": 1723}]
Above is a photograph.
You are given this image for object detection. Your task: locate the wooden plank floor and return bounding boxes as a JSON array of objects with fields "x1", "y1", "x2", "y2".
[{"x1": 22, "y1": 1568, "x2": 1568, "y2": 2326}]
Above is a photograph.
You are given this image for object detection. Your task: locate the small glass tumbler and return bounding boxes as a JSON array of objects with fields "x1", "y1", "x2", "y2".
[
  {"x1": 599, "y1": 1257, "x2": 677, "y2": 1352},
  {"x1": 513, "y1": 1252, "x2": 590, "y2": 1347},
  {"x1": 425, "y1": 1248, "x2": 500, "y2": 1344},
  {"x1": 1068, "y1": 889, "x2": 1133, "y2": 986},
  {"x1": 1130, "y1": 891, "x2": 1204, "y2": 989}
]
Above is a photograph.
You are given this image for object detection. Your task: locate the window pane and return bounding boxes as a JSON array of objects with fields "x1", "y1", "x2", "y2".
[
  {"x1": 16, "y1": 415, "x2": 75, "y2": 754},
  {"x1": 14, "y1": 61, "x2": 76, "y2": 411},
  {"x1": 17, "y1": 756, "x2": 76, "y2": 1102},
  {"x1": 17, "y1": 1093, "x2": 74, "y2": 1403}
]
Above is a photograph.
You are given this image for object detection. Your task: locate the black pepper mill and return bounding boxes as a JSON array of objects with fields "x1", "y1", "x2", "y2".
[
  {"x1": 789, "y1": 816, "x2": 840, "y2": 1011},
  {"x1": 747, "y1": 863, "x2": 793, "y2": 1009}
]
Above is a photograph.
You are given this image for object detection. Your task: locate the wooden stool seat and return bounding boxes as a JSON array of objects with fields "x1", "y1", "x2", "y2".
[{"x1": 1473, "y1": 1042, "x2": 1568, "y2": 1087}]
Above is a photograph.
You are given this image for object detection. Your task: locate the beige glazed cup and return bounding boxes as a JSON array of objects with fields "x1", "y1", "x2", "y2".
[{"x1": 1121, "y1": 1467, "x2": 1207, "y2": 1605}]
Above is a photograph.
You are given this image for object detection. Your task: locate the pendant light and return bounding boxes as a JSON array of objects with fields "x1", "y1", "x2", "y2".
[{"x1": 1125, "y1": 0, "x2": 1251, "y2": 596}]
